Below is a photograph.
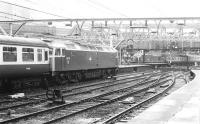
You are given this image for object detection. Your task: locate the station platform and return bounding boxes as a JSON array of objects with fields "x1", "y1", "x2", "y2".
[
  {"x1": 145, "y1": 62, "x2": 169, "y2": 66},
  {"x1": 118, "y1": 64, "x2": 150, "y2": 68},
  {"x1": 118, "y1": 64, "x2": 152, "y2": 74},
  {"x1": 124, "y1": 69, "x2": 200, "y2": 124}
]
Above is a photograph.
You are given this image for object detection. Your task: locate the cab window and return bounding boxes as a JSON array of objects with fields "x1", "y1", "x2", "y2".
[
  {"x1": 22, "y1": 48, "x2": 34, "y2": 62},
  {"x1": 96, "y1": 47, "x2": 103, "y2": 51},
  {"x1": 3, "y1": 47, "x2": 17, "y2": 62},
  {"x1": 79, "y1": 44, "x2": 89, "y2": 50},
  {"x1": 88, "y1": 46, "x2": 96, "y2": 51},
  {"x1": 66, "y1": 44, "x2": 76, "y2": 49}
]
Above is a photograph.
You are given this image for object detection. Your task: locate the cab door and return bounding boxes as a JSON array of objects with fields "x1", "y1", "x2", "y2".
[
  {"x1": 63, "y1": 49, "x2": 72, "y2": 71},
  {"x1": 54, "y1": 48, "x2": 63, "y2": 71}
]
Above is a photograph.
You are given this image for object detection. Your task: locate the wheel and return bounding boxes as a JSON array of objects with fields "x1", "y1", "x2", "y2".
[
  {"x1": 66, "y1": 74, "x2": 72, "y2": 83},
  {"x1": 55, "y1": 75, "x2": 67, "y2": 85},
  {"x1": 3, "y1": 79, "x2": 12, "y2": 92},
  {"x1": 102, "y1": 70, "x2": 107, "y2": 79},
  {"x1": 0, "y1": 80, "x2": 3, "y2": 90},
  {"x1": 76, "y1": 73, "x2": 82, "y2": 82},
  {"x1": 46, "y1": 90, "x2": 55, "y2": 100},
  {"x1": 41, "y1": 78, "x2": 49, "y2": 90}
]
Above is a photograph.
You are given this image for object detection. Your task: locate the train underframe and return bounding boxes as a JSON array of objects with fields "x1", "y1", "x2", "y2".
[
  {"x1": 48, "y1": 68, "x2": 117, "y2": 85},
  {"x1": 0, "y1": 68, "x2": 117, "y2": 92}
]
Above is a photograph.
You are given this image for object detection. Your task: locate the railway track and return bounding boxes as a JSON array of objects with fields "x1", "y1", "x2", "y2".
[
  {"x1": 0, "y1": 71, "x2": 168, "y2": 124},
  {"x1": 0, "y1": 71, "x2": 157, "y2": 112},
  {"x1": 0, "y1": 70, "x2": 152, "y2": 103},
  {"x1": 43, "y1": 73, "x2": 171, "y2": 124},
  {"x1": 100, "y1": 78, "x2": 175, "y2": 124},
  {"x1": 97, "y1": 72, "x2": 188, "y2": 124}
]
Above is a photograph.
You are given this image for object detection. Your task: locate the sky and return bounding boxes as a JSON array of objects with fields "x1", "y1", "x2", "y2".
[{"x1": 3, "y1": 0, "x2": 200, "y2": 19}]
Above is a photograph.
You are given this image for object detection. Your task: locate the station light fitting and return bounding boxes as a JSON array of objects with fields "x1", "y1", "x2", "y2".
[
  {"x1": 170, "y1": 20, "x2": 174, "y2": 23},
  {"x1": 92, "y1": 21, "x2": 94, "y2": 27},
  {"x1": 168, "y1": 32, "x2": 174, "y2": 34},
  {"x1": 130, "y1": 26, "x2": 148, "y2": 28},
  {"x1": 65, "y1": 21, "x2": 72, "y2": 26},
  {"x1": 177, "y1": 23, "x2": 185, "y2": 26},
  {"x1": 92, "y1": 26, "x2": 108, "y2": 28},
  {"x1": 145, "y1": 20, "x2": 148, "y2": 26},
  {"x1": 189, "y1": 32, "x2": 195, "y2": 34},
  {"x1": 74, "y1": 33, "x2": 80, "y2": 36},
  {"x1": 111, "y1": 33, "x2": 117, "y2": 35},
  {"x1": 177, "y1": 20, "x2": 186, "y2": 26},
  {"x1": 105, "y1": 21, "x2": 108, "y2": 27},
  {"x1": 48, "y1": 22, "x2": 52, "y2": 25},
  {"x1": 130, "y1": 20, "x2": 132, "y2": 27},
  {"x1": 151, "y1": 31, "x2": 157, "y2": 33}
]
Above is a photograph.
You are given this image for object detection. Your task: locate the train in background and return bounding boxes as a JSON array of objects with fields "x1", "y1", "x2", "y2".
[
  {"x1": 0, "y1": 35, "x2": 118, "y2": 91},
  {"x1": 126, "y1": 40, "x2": 200, "y2": 50},
  {"x1": 120, "y1": 47, "x2": 200, "y2": 66}
]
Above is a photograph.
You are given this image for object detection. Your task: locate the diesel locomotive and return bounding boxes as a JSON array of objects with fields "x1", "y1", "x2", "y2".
[{"x1": 0, "y1": 35, "x2": 118, "y2": 91}]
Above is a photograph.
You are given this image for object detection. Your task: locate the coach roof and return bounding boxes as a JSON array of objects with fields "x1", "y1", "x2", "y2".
[{"x1": 0, "y1": 35, "x2": 48, "y2": 47}]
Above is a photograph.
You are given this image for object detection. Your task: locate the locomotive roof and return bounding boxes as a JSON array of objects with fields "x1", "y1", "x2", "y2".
[
  {"x1": 0, "y1": 35, "x2": 48, "y2": 47},
  {"x1": 47, "y1": 39, "x2": 117, "y2": 52}
]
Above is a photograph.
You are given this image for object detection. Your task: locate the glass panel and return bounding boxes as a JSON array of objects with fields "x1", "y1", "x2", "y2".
[
  {"x1": 88, "y1": 46, "x2": 96, "y2": 50},
  {"x1": 49, "y1": 49, "x2": 53, "y2": 55},
  {"x1": 45, "y1": 51, "x2": 48, "y2": 61},
  {"x1": 55, "y1": 48, "x2": 61, "y2": 55},
  {"x1": 96, "y1": 47, "x2": 103, "y2": 51},
  {"x1": 66, "y1": 44, "x2": 76, "y2": 49},
  {"x1": 22, "y1": 48, "x2": 34, "y2": 62},
  {"x1": 104, "y1": 47, "x2": 110, "y2": 51},
  {"x1": 3, "y1": 47, "x2": 17, "y2": 62},
  {"x1": 37, "y1": 49, "x2": 42, "y2": 62},
  {"x1": 62, "y1": 49, "x2": 65, "y2": 55},
  {"x1": 79, "y1": 44, "x2": 89, "y2": 50}
]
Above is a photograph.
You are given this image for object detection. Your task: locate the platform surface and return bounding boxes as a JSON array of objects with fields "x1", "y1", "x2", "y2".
[
  {"x1": 118, "y1": 64, "x2": 149, "y2": 68},
  {"x1": 124, "y1": 69, "x2": 200, "y2": 124},
  {"x1": 145, "y1": 62, "x2": 168, "y2": 65}
]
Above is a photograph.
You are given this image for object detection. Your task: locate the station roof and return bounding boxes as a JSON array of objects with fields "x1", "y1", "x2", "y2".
[{"x1": 1, "y1": 0, "x2": 200, "y2": 21}]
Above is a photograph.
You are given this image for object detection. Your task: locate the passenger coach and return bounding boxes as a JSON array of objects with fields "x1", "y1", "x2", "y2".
[{"x1": 0, "y1": 35, "x2": 49, "y2": 90}]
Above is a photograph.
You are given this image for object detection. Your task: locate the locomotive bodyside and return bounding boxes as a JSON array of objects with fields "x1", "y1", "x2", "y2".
[{"x1": 48, "y1": 40, "x2": 118, "y2": 83}]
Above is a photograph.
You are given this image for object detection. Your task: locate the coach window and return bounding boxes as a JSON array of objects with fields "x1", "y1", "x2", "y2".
[
  {"x1": 55, "y1": 48, "x2": 61, "y2": 56},
  {"x1": 22, "y1": 48, "x2": 34, "y2": 62},
  {"x1": 45, "y1": 51, "x2": 48, "y2": 61},
  {"x1": 37, "y1": 49, "x2": 43, "y2": 62},
  {"x1": 49, "y1": 49, "x2": 53, "y2": 56},
  {"x1": 62, "y1": 49, "x2": 65, "y2": 55},
  {"x1": 3, "y1": 47, "x2": 17, "y2": 62}
]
